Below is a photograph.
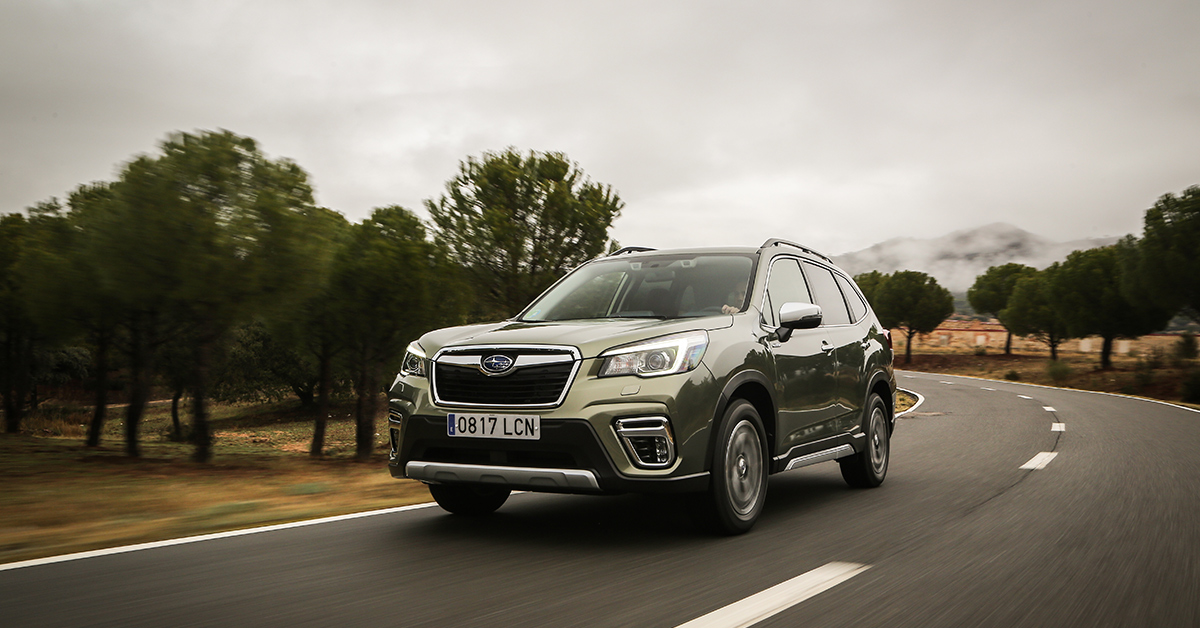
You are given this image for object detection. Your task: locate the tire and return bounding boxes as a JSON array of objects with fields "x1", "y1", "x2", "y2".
[
  {"x1": 428, "y1": 483, "x2": 511, "y2": 516},
  {"x1": 693, "y1": 399, "x2": 768, "y2": 535},
  {"x1": 839, "y1": 393, "x2": 890, "y2": 488}
]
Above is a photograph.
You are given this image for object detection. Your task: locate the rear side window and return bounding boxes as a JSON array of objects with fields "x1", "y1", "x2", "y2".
[
  {"x1": 801, "y1": 262, "x2": 852, "y2": 326},
  {"x1": 834, "y1": 273, "x2": 868, "y2": 322}
]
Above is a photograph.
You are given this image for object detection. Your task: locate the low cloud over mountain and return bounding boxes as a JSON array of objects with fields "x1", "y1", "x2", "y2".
[{"x1": 831, "y1": 223, "x2": 1120, "y2": 293}]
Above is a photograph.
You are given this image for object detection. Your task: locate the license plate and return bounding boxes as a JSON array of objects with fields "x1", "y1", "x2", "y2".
[{"x1": 447, "y1": 413, "x2": 540, "y2": 440}]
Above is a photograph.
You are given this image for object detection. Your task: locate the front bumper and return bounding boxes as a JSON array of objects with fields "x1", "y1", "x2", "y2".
[{"x1": 387, "y1": 414, "x2": 709, "y2": 494}]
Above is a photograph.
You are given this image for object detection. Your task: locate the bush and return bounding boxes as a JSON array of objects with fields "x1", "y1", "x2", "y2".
[
  {"x1": 1046, "y1": 360, "x2": 1072, "y2": 386},
  {"x1": 1182, "y1": 370, "x2": 1200, "y2": 404},
  {"x1": 1004, "y1": 370, "x2": 1021, "y2": 381},
  {"x1": 973, "y1": 346, "x2": 988, "y2": 356},
  {"x1": 1176, "y1": 333, "x2": 1195, "y2": 362}
]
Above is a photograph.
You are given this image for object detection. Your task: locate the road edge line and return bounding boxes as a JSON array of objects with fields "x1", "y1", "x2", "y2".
[
  {"x1": 896, "y1": 370, "x2": 1200, "y2": 415},
  {"x1": 0, "y1": 501, "x2": 438, "y2": 572}
]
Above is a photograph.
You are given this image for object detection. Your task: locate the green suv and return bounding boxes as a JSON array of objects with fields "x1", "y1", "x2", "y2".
[{"x1": 388, "y1": 239, "x2": 895, "y2": 533}]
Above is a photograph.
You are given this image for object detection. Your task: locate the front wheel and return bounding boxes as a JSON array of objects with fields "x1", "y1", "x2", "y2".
[
  {"x1": 839, "y1": 393, "x2": 891, "y2": 488},
  {"x1": 693, "y1": 399, "x2": 768, "y2": 535},
  {"x1": 428, "y1": 483, "x2": 511, "y2": 515}
]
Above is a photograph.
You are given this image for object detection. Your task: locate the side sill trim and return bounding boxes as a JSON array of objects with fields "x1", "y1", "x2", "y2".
[
  {"x1": 783, "y1": 444, "x2": 856, "y2": 471},
  {"x1": 405, "y1": 461, "x2": 601, "y2": 491}
]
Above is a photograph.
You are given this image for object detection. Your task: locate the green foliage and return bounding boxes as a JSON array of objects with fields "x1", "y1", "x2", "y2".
[
  {"x1": 868, "y1": 270, "x2": 954, "y2": 364},
  {"x1": 427, "y1": 148, "x2": 623, "y2": 319},
  {"x1": 1045, "y1": 360, "x2": 1072, "y2": 386},
  {"x1": 1001, "y1": 267, "x2": 1072, "y2": 360},
  {"x1": 1121, "y1": 185, "x2": 1200, "y2": 322},
  {"x1": 1051, "y1": 246, "x2": 1171, "y2": 368},
  {"x1": 968, "y1": 263, "x2": 1037, "y2": 318},
  {"x1": 1003, "y1": 370, "x2": 1021, "y2": 381},
  {"x1": 852, "y1": 271, "x2": 887, "y2": 308}
]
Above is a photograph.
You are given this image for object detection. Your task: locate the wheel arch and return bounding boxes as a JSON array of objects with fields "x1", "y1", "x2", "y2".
[
  {"x1": 706, "y1": 370, "x2": 777, "y2": 470},
  {"x1": 866, "y1": 369, "x2": 896, "y2": 433}
]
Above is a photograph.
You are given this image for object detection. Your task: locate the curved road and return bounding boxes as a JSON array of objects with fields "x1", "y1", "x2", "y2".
[{"x1": 4, "y1": 371, "x2": 1199, "y2": 627}]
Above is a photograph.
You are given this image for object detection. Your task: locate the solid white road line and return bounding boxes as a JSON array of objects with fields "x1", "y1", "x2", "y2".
[
  {"x1": 896, "y1": 388, "x2": 926, "y2": 417},
  {"x1": 0, "y1": 502, "x2": 439, "y2": 572},
  {"x1": 1020, "y1": 452, "x2": 1059, "y2": 470},
  {"x1": 1052, "y1": 423, "x2": 1066, "y2": 432},
  {"x1": 1043, "y1": 406, "x2": 1056, "y2": 412},
  {"x1": 674, "y1": 562, "x2": 871, "y2": 628}
]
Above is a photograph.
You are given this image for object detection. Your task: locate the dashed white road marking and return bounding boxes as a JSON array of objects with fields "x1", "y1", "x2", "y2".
[
  {"x1": 1018, "y1": 395, "x2": 1032, "y2": 399},
  {"x1": 674, "y1": 562, "x2": 871, "y2": 628},
  {"x1": 940, "y1": 381, "x2": 953, "y2": 385},
  {"x1": 1020, "y1": 452, "x2": 1059, "y2": 470},
  {"x1": 1052, "y1": 423, "x2": 1066, "y2": 432},
  {"x1": 903, "y1": 375, "x2": 915, "y2": 379},
  {"x1": 1043, "y1": 406, "x2": 1056, "y2": 412},
  {"x1": 981, "y1": 387, "x2": 996, "y2": 391}
]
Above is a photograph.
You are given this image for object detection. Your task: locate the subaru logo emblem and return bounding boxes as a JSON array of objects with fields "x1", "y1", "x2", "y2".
[{"x1": 480, "y1": 354, "x2": 515, "y2": 375}]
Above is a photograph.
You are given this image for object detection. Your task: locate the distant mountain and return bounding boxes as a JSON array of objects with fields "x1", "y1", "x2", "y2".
[{"x1": 831, "y1": 223, "x2": 1120, "y2": 293}]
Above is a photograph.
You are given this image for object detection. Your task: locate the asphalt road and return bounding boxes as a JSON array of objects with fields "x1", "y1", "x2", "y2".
[{"x1": 4, "y1": 371, "x2": 1199, "y2": 627}]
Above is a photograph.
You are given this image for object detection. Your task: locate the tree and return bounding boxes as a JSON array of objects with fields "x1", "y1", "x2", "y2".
[
  {"x1": 427, "y1": 148, "x2": 623, "y2": 319},
  {"x1": 93, "y1": 130, "x2": 334, "y2": 461},
  {"x1": 1051, "y1": 246, "x2": 1171, "y2": 369},
  {"x1": 17, "y1": 186, "x2": 125, "y2": 446},
  {"x1": 330, "y1": 206, "x2": 447, "y2": 461},
  {"x1": 1001, "y1": 267, "x2": 1072, "y2": 360},
  {"x1": 967, "y1": 263, "x2": 1037, "y2": 354},
  {"x1": 853, "y1": 271, "x2": 888, "y2": 308},
  {"x1": 1122, "y1": 185, "x2": 1200, "y2": 322},
  {"x1": 872, "y1": 271, "x2": 954, "y2": 364},
  {"x1": 0, "y1": 214, "x2": 37, "y2": 432}
]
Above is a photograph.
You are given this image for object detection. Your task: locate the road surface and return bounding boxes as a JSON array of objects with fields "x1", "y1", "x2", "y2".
[{"x1": 4, "y1": 371, "x2": 1199, "y2": 627}]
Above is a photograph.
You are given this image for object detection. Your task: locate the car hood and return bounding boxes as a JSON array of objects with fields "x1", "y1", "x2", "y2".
[{"x1": 415, "y1": 317, "x2": 735, "y2": 359}]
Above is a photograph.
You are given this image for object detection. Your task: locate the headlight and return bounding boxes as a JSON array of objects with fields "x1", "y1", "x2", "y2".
[
  {"x1": 599, "y1": 331, "x2": 708, "y2": 378},
  {"x1": 400, "y1": 342, "x2": 427, "y2": 378}
]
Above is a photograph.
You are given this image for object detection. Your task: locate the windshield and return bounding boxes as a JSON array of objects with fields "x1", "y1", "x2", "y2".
[{"x1": 520, "y1": 254, "x2": 755, "y2": 321}]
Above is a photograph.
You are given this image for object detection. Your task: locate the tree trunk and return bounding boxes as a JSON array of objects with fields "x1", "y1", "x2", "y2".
[
  {"x1": 123, "y1": 319, "x2": 155, "y2": 458},
  {"x1": 191, "y1": 340, "x2": 213, "y2": 463},
  {"x1": 86, "y1": 331, "x2": 109, "y2": 447},
  {"x1": 1100, "y1": 336, "x2": 1115, "y2": 370},
  {"x1": 354, "y1": 364, "x2": 378, "y2": 462},
  {"x1": 170, "y1": 385, "x2": 184, "y2": 441},
  {"x1": 1049, "y1": 337, "x2": 1059, "y2": 361},
  {"x1": 904, "y1": 328, "x2": 916, "y2": 364},
  {"x1": 1004, "y1": 330, "x2": 1013, "y2": 355},
  {"x1": 310, "y1": 345, "x2": 332, "y2": 458}
]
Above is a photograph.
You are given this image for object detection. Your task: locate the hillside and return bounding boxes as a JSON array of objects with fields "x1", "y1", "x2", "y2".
[{"x1": 831, "y1": 223, "x2": 1119, "y2": 292}]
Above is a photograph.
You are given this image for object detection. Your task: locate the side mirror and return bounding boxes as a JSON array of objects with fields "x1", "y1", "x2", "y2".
[{"x1": 779, "y1": 302, "x2": 822, "y2": 330}]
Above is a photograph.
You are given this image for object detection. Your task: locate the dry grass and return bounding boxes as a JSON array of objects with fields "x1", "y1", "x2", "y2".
[
  {"x1": 895, "y1": 349, "x2": 1198, "y2": 405},
  {"x1": 0, "y1": 400, "x2": 430, "y2": 565}
]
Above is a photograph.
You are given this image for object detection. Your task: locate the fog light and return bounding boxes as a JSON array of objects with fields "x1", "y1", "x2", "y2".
[{"x1": 615, "y1": 417, "x2": 675, "y2": 468}]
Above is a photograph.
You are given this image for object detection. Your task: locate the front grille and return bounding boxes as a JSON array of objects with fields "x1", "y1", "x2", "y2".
[
  {"x1": 435, "y1": 362, "x2": 574, "y2": 405},
  {"x1": 431, "y1": 346, "x2": 580, "y2": 407}
]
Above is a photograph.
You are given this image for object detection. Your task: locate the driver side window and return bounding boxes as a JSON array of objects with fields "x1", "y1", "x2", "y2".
[{"x1": 763, "y1": 258, "x2": 812, "y2": 327}]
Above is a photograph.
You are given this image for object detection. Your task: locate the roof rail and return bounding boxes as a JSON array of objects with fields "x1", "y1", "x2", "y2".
[
  {"x1": 757, "y1": 238, "x2": 832, "y2": 262},
  {"x1": 609, "y1": 246, "x2": 656, "y2": 256}
]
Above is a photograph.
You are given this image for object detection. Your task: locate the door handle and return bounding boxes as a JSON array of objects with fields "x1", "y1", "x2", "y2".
[{"x1": 821, "y1": 340, "x2": 834, "y2": 353}]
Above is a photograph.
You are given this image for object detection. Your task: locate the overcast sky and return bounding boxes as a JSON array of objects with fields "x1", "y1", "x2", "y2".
[{"x1": 2, "y1": 0, "x2": 1197, "y2": 255}]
